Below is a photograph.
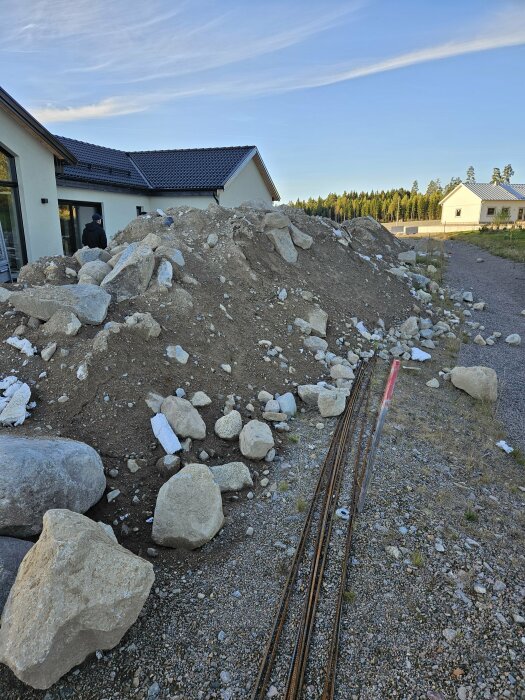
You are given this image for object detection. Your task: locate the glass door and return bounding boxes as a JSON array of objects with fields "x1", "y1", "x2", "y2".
[
  {"x1": 58, "y1": 200, "x2": 101, "y2": 255},
  {"x1": 0, "y1": 148, "x2": 26, "y2": 273}
]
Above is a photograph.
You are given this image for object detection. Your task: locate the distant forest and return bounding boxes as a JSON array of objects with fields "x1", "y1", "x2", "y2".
[{"x1": 290, "y1": 165, "x2": 515, "y2": 222}]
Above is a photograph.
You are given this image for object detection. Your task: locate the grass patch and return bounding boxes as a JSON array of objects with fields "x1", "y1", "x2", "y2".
[
  {"x1": 288, "y1": 434, "x2": 300, "y2": 444},
  {"x1": 296, "y1": 497, "x2": 307, "y2": 513},
  {"x1": 278, "y1": 480, "x2": 290, "y2": 493},
  {"x1": 411, "y1": 551, "x2": 424, "y2": 568},
  {"x1": 465, "y1": 508, "x2": 479, "y2": 523},
  {"x1": 451, "y1": 229, "x2": 525, "y2": 262},
  {"x1": 343, "y1": 590, "x2": 356, "y2": 604},
  {"x1": 511, "y1": 448, "x2": 525, "y2": 467}
]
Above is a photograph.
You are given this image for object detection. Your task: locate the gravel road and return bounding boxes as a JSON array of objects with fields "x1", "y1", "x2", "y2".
[{"x1": 445, "y1": 241, "x2": 525, "y2": 451}]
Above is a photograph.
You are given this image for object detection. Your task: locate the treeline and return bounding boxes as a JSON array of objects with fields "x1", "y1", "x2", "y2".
[
  {"x1": 291, "y1": 164, "x2": 516, "y2": 223},
  {"x1": 290, "y1": 188, "x2": 444, "y2": 222}
]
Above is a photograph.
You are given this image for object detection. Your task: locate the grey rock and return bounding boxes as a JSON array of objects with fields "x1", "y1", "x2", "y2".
[
  {"x1": 263, "y1": 212, "x2": 290, "y2": 229},
  {"x1": 9, "y1": 285, "x2": 111, "y2": 325},
  {"x1": 297, "y1": 384, "x2": 324, "y2": 405},
  {"x1": 277, "y1": 392, "x2": 297, "y2": 416},
  {"x1": 0, "y1": 436, "x2": 106, "y2": 537},
  {"x1": 304, "y1": 336, "x2": 328, "y2": 353},
  {"x1": 152, "y1": 464, "x2": 224, "y2": 549},
  {"x1": 265, "y1": 228, "x2": 298, "y2": 264},
  {"x1": 289, "y1": 224, "x2": 313, "y2": 250},
  {"x1": 318, "y1": 389, "x2": 347, "y2": 417},
  {"x1": 308, "y1": 308, "x2": 328, "y2": 337},
  {"x1": 100, "y1": 243, "x2": 155, "y2": 301},
  {"x1": 450, "y1": 366, "x2": 498, "y2": 402},
  {"x1": 74, "y1": 247, "x2": 107, "y2": 265},
  {"x1": 0, "y1": 537, "x2": 33, "y2": 612},
  {"x1": 214, "y1": 410, "x2": 243, "y2": 440},
  {"x1": 398, "y1": 250, "x2": 416, "y2": 264},
  {"x1": 161, "y1": 396, "x2": 206, "y2": 439},
  {"x1": 209, "y1": 462, "x2": 253, "y2": 492},
  {"x1": 239, "y1": 420, "x2": 274, "y2": 460},
  {"x1": 41, "y1": 310, "x2": 82, "y2": 337},
  {"x1": 78, "y1": 260, "x2": 112, "y2": 285}
]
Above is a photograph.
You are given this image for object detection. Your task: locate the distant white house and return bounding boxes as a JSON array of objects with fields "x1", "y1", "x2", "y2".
[
  {"x1": 440, "y1": 182, "x2": 525, "y2": 227},
  {"x1": 0, "y1": 86, "x2": 280, "y2": 273}
]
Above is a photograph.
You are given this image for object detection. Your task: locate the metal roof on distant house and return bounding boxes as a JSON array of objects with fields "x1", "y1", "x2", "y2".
[
  {"x1": 54, "y1": 137, "x2": 280, "y2": 199},
  {"x1": 462, "y1": 182, "x2": 525, "y2": 200}
]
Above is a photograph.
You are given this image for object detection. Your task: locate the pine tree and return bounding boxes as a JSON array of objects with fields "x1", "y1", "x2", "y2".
[
  {"x1": 411, "y1": 180, "x2": 419, "y2": 194},
  {"x1": 502, "y1": 164, "x2": 514, "y2": 183},
  {"x1": 466, "y1": 166, "x2": 475, "y2": 183},
  {"x1": 491, "y1": 167, "x2": 503, "y2": 185}
]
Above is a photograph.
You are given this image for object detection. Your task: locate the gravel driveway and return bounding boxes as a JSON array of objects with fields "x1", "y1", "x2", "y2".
[{"x1": 445, "y1": 241, "x2": 524, "y2": 451}]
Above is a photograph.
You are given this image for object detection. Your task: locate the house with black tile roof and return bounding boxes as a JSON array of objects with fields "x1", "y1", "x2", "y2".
[{"x1": 0, "y1": 86, "x2": 279, "y2": 272}]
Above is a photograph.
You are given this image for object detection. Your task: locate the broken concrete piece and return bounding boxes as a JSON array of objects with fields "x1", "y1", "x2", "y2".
[
  {"x1": 0, "y1": 509, "x2": 154, "y2": 690},
  {"x1": 151, "y1": 413, "x2": 182, "y2": 454}
]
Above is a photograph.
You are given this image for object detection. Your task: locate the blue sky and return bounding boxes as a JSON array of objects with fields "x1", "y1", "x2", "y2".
[{"x1": 1, "y1": 0, "x2": 525, "y2": 202}]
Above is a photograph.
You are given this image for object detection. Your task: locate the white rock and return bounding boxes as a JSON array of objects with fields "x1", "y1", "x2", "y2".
[
  {"x1": 190, "y1": 391, "x2": 212, "y2": 407},
  {"x1": 462, "y1": 291, "x2": 473, "y2": 302},
  {"x1": 411, "y1": 347, "x2": 431, "y2": 362},
  {"x1": 318, "y1": 389, "x2": 347, "y2": 418},
  {"x1": 214, "y1": 410, "x2": 243, "y2": 440},
  {"x1": 265, "y1": 228, "x2": 298, "y2": 264},
  {"x1": 4, "y1": 337, "x2": 36, "y2": 357},
  {"x1": 298, "y1": 384, "x2": 324, "y2": 405},
  {"x1": 156, "y1": 259, "x2": 173, "y2": 288},
  {"x1": 330, "y1": 365, "x2": 354, "y2": 381},
  {"x1": 161, "y1": 396, "x2": 206, "y2": 440},
  {"x1": 100, "y1": 243, "x2": 155, "y2": 302},
  {"x1": 152, "y1": 464, "x2": 224, "y2": 549},
  {"x1": 289, "y1": 224, "x2": 313, "y2": 250},
  {"x1": 221, "y1": 363, "x2": 232, "y2": 374},
  {"x1": 257, "y1": 390, "x2": 273, "y2": 403},
  {"x1": 239, "y1": 420, "x2": 274, "y2": 460},
  {"x1": 124, "y1": 312, "x2": 161, "y2": 339},
  {"x1": 308, "y1": 308, "x2": 328, "y2": 337},
  {"x1": 0, "y1": 384, "x2": 31, "y2": 427},
  {"x1": 0, "y1": 509, "x2": 154, "y2": 690},
  {"x1": 505, "y1": 333, "x2": 521, "y2": 346},
  {"x1": 450, "y1": 366, "x2": 497, "y2": 402},
  {"x1": 41, "y1": 343, "x2": 57, "y2": 362},
  {"x1": 277, "y1": 392, "x2": 297, "y2": 417},
  {"x1": 167, "y1": 344, "x2": 189, "y2": 364},
  {"x1": 426, "y1": 378, "x2": 439, "y2": 388},
  {"x1": 347, "y1": 351, "x2": 360, "y2": 365},
  {"x1": 209, "y1": 462, "x2": 253, "y2": 492},
  {"x1": 473, "y1": 334, "x2": 486, "y2": 346}
]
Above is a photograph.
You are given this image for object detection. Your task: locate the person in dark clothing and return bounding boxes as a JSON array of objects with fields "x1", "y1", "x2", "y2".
[{"x1": 82, "y1": 213, "x2": 107, "y2": 249}]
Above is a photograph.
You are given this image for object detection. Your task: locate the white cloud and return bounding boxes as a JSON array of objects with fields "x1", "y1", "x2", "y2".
[{"x1": 31, "y1": 96, "x2": 146, "y2": 122}]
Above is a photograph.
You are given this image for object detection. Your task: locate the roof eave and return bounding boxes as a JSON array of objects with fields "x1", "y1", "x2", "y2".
[{"x1": 0, "y1": 87, "x2": 77, "y2": 164}]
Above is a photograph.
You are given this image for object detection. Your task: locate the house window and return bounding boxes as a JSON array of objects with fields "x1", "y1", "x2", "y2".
[
  {"x1": 58, "y1": 200, "x2": 102, "y2": 256},
  {"x1": 518, "y1": 208, "x2": 524, "y2": 221},
  {"x1": 0, "y1": 146, "x2": 26, "y2": 273},
  {"x1": 487, "y1": 207, "x2": 495, "y2": 216},
  {"x1": 455, "y1": 208, "x2": 462, "y2": 217},
  {"x1": 136, "y1": 205, "x2": 145, "y2": 216}
]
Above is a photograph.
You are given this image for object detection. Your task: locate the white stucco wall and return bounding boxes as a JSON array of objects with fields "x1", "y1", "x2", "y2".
[
  {"x1": 441, "y1": 185, "x2": 482, "y2": 224},
  {"x1": 56, "y1": 185, "x2": 150, "y2": 240},
  {"x1": 479, "y1": 200, "x2": 524, "y2": 223},
  {"x1": 148, "y1": 194, "x2": 214, "y2": 212},
  {"x1": 219, "y1": 158, "x2": 273, "y2": 208},
  {"x1": 0, "y1": 108, "x2": 63, "y2": 262}
]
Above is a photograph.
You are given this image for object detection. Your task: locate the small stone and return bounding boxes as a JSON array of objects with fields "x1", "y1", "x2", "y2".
[
  {"x1": 220, "y1": 364, "x2": 232, "y2": 374},
  {"x1": 443, "y1": 628, "x2": 457, "y2": 642},
  {"x1": 505, "y1": 333, "x2": 521, "y2": 346},
  {"x1": 257, "y1": 390, "x2": 273, "y2": 403},
  {"x1": 41, "y1": 343, "x2": 57, "y2": 362},
  {"x1": 473, "y1": 334, "x2": 486, "y2": 346},
  {"x1": 127, "y1": 459, "x2": 141, "y2": 474},
  {"x1": 214, "y1": 410, "x2": 243, "y2": 440},
  {"x1": 426, "y1": 378, "x2": 439, "y2": 388},
  {"x1": 385, "y1": 545, "x2": 401, "y2": 560},
  {"x1": 435, "y1": 540, "x2": 445, "y2": 552},
  {"x1": 473, "y1": 583, "x2": 486, "y2": 594},
  {"x1": 190, "y1": 391, "x2": 212, "y2": 408},
  {"x1": 246, "y1": 527, "x2": 254, "y2": 536},
  {"x1": 146, "y1": 548, "x2": 158, "y2": 558},
  {"x1": 106, "y1": 489, "x2": 120, "y2": 503},
  {"x1": 260, "y1": 478, "x2": 269, "y2": 487},
  {"x1": 167, "y1": 345, "x2": 189, "y2": 364}
]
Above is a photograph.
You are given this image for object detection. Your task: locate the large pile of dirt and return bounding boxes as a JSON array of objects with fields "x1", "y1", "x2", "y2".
[{"x1": 0, "y1": 205, "x2": 414, "y2": 554}]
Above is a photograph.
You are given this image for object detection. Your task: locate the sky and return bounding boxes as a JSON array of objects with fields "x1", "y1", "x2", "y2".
[{"x1": 1, "y1": 0, "x2": 525, "y2": 202}]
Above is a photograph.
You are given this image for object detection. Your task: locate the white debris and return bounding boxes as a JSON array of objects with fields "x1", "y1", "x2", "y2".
[
  {"x1": 0, "y1": 382, "x2": 31, "y2": 426},
  {"x1": 5, "y1": 336, "x2": 37, "y2": 357},
  {"x1": 76, "y1": 363, "x2": 89, "y2": 381},
  {"x1": 355, "y1": 321, "x2": 370, "y2": 339},
  {"x1": 151, "y1": 413, "x2": 182, "y2": 454},
  {"x1": 496, "y1": 440, "x2": 514, "y2": 454}
]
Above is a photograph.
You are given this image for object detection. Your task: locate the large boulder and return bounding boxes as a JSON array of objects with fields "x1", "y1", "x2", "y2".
[
  {"x1": 304, "y1": 336, "x2": 328, "y2": 353},
  {"x1": 9, "y1": 285, "x2": 111, "y2": 325},
  {"x1": 214, "y1": 410, "x2": 243, "y2": 440},
  {"x1": 152, "y1": 464, "x2": 224, "y2": 549},
  {"x1": 0, "y1": 510, "x2": 154, "y2": 689},
  {"x1": 263, "y1": 212, "x2": 290, "y2": 229},
  {"x1": 100, "y1": 243, "x2": 155, "y2": 301},
  {"x1": 209, "y1": 462, "x2": 253, "y2": 493},
  {"x1": 239, "y1": 420, "x2": 274, "y2": 460},
  {"x1": 450, "y1": 366, "x2": 498, "y2": 402},
  {"x1": 277, "y1": 392, "x2": 297, "y2": 417},
  {"x1": 74, "y1": 247, "x2": 108, "y2": 266},
  {"x1": 399, "y1": 316, "x2": 419, "y2": 338},
  {"x1": 0, "y1": 436, "x2": 106, "y2": 537},
  {"x1": 265, "y1": 229, "x2": 298, "y2": 264},
  {"x1": 161, "y1": 396, "x2": 206, "y2": 439},
  {"x1": 0, "y1": 537, "x2": 33, "y2": 612},
  {"x1": 298, "y1": 384, "x2": 325, "y2": 406}
]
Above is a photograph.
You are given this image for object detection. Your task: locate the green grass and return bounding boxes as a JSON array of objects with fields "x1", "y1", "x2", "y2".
[
  {"x1": 288, "y1": 434, "x2": 300, "y2": 444},
  {"x1": 278, "y1": 480, "x2": 290, "y2": 493},
  {"x1": 465, "y1": 508, "x2": 479, "y2": 523},
  {"x1": 450, "y1": 229, "x2": 525, "y2": 262},
  {"x1": 343, "y1": 590, "x2": 356, "y2": 604},
  {"x1": 296, "y1": 497, "x2": 307, "y2": 513},
  {"x1": 411, "y1": 551, "x2": 424, "y2": 568},
  {"x1": 511, "y1": 448, "x2": 525, "y2": 467}
]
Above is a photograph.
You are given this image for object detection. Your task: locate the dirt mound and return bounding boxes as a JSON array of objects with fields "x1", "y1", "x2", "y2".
[{"x1": 0, "y1": 204, "x2": 414, "y2": 555}]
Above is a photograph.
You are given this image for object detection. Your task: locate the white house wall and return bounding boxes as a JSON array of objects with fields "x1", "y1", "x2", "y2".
[
  {"x1": 148, "y1": 194, "x2": 213, "y2": 213},
  {"x1": 56, "y1": 185, "x2": 150, "y2": 241},
  {"x1": 441, "y1": 185, "x2": 482, "y2": 225},
  {"x1": 219, "y1": 158, "x2": 273, "y2": 208},
  {"x1": 0, "y1": 108, "x2": 63, "y2": 261},
  {"x1": 479, "y1": 200, "x2": 524, "y2": 223}
]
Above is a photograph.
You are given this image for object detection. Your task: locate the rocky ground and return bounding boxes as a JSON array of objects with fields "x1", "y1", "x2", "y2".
[{"x1": 0, "y1": 208, "x2": 523, "y2": 699}]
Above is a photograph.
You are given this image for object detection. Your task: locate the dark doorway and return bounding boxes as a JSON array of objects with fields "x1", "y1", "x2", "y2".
[
  {"x1": 0, "y1": 146, "x2": 27, "y2": 273},
  {"x1": 58, "y1": 200, "x2": 102, "y2": 256}
]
